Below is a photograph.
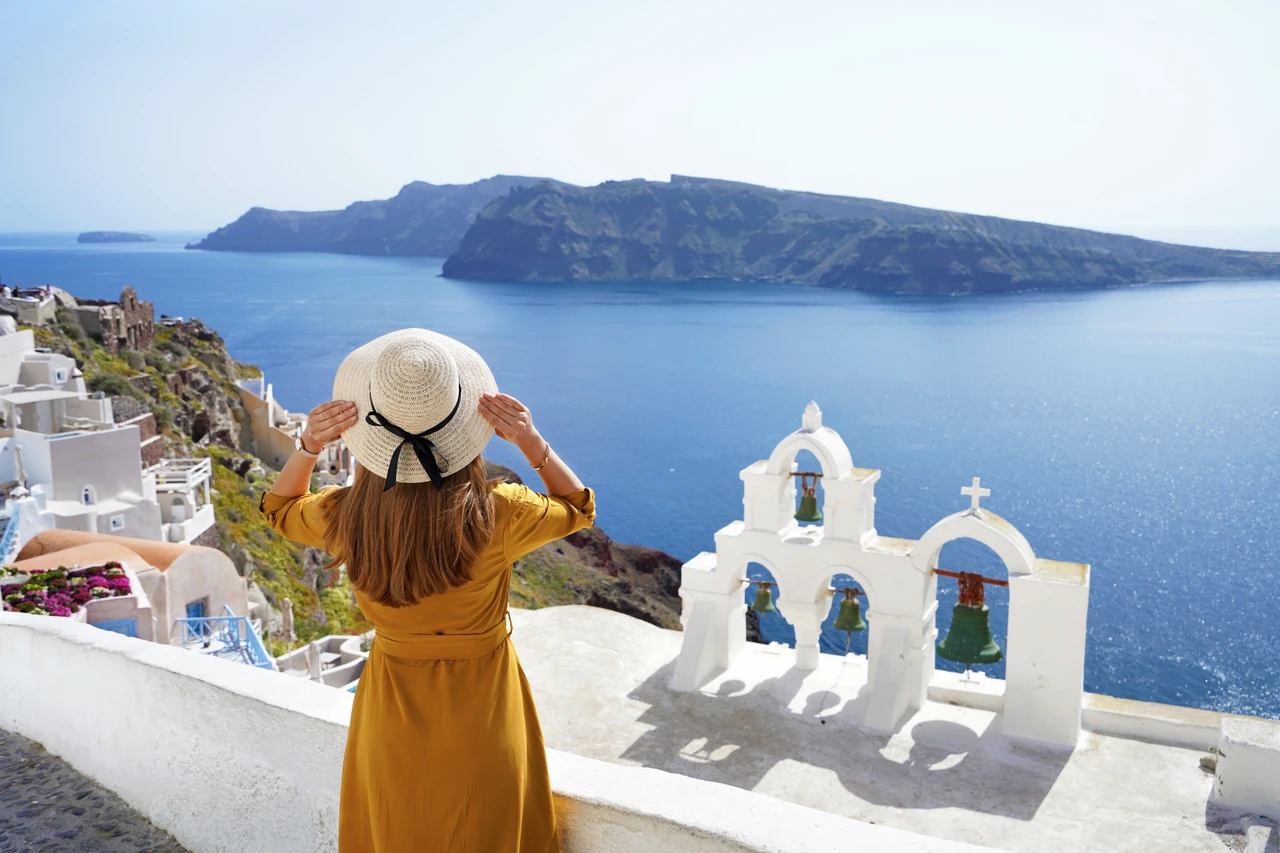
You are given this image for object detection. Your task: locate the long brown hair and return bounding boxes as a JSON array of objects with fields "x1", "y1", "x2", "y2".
[{"x1": 322, "y1": 456, "x2": 497, "y2": 607}]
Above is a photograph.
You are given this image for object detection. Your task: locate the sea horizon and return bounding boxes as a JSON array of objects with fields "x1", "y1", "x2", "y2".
[
  {"x1": 1, "y1": 233, "x2": 1277, "y2": 720},
  {"x1": 6, "y1": 221, "x2": 1280, "y2": 254}
]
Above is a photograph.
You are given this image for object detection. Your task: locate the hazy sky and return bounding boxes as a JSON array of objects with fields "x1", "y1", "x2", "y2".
[{"x1": 2, "y1": 0, "x2": 1278, "y2": 236}]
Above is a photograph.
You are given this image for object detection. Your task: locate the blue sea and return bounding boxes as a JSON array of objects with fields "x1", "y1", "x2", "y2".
[{"x1": 2, "y1": 231, "x2": 1277, "y2": 719}]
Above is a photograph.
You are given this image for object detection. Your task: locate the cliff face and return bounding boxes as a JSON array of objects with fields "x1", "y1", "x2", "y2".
[
  {"x1": 485, "y1": 463, "x2": 684, "y2": 630},
  {"x1": 29, "y1": 306, "x2": 689, "y2": 645},
  {"x1": 188, "y1": 176, "x2": 558, "y2": 258},
  {"x1": 442, "y1": 176, "x2": 1280, "y2": 294}
]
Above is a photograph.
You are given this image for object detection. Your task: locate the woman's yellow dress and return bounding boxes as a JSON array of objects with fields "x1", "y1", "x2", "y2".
[{"x1": 260, "y1": 481, "x2": 596, "y2": 853}]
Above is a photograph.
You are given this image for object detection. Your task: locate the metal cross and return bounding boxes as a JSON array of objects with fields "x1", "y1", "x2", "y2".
[{"x1": 961, "y1": 477, "x2": 990, "y2": 512}]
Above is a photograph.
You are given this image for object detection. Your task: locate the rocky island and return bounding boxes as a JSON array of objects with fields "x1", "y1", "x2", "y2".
[
  {"x1": 188, "y1": 175, "x2": 558, "y2": 257},
  {"x1": 182, "y1": 172, "x2": 1277, "y2": 294},
  {"x1": 77, "y1": 231, "x2": 156, "y2": 243},
  {"x1": 442, "y1": 176, "x2": 1280, "y2": 294}
]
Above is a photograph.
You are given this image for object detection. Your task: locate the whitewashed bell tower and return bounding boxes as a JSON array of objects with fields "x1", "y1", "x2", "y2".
[{"x1": 671, "y1": 402, "x2": 1092, "y2": 747}]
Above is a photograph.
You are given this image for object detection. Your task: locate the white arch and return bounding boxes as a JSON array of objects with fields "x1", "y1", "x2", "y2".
[
  {"x1": 803, "y1": 563, "x2": 882, "y2": 611},
  {"x1": 762, "y1": 401, "x2": 855, "y2": 482},
  {"x1": 740, "y1": 552, "x2": 793, "y2": 602},
  {"x1": 764, "y1": 432, "x2": 854, "y2": 482},
  {"x1": 909, "y1": 509, "x2": 1036, "y2": 577},
  {"x1": 766, "y1": 431, "x2": 855, "y2": 477}
]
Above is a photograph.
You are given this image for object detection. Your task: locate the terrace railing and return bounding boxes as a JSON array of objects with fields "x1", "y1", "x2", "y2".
[
  {"x1": 0, "y1": 504, "x2": 21, "y2": 565},
  {"x1": 173, "y1": 606, "x2": 274, "y2": 670},
  {"x1": 154, "y1": 457, "x2": 213, "y2": 493}
]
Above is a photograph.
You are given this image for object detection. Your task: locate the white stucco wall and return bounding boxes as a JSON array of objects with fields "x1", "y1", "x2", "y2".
[
  {"x1": 0, "y1": 613, "x2": 998, "y2": 853},
  {"x1": 236, "y1": 384, "x2": 297, "y2": 471},
  {"x1": 83, "y1": 594, "x2": 155, "y2": 642},
  {"x1": 46, "y1": 427, "x2": 162, "y2": 539},
  {"x1": 64, "y1": 396, "x2": 114, "y2": 426},
  {"x1": 9, "y1": 430, "x2": 52, "y2": 486},
  {"x1": 49, "y1": 426, "x2": 144, "y2": 503},
  {"x1": 1215, "y1": 718, "x2": 1280, "y2": 822},
  {"x1": 0, "y1": 330, "x2": 36, "y2": 385},
  {"x1": 19, "y1": 351, "x2": 80, "y2": 393}
]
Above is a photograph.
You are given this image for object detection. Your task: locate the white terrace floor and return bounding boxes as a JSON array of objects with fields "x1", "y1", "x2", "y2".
[{"x1": 510, "y1": 606, "x2": 1251, "y2": 853}]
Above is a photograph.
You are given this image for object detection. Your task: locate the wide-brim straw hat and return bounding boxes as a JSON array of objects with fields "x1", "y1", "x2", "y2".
[{"x1": 332, "y1": 328, "x2": 497, "y2": 488}]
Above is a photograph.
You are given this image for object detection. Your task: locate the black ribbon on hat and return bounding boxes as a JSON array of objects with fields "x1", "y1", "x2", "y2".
[{"x1": 366, "y1": 383, "x2": 463, "y2": 491}]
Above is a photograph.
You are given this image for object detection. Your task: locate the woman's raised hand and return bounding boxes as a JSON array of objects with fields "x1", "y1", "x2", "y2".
[
  {"x1": 478, "y1": 393, "x2": 542, "y2": 453},
  {"x1": 302, "y1": 400, "x2": 358, "y2": 452},
  {"x1": 479, "y1": 392, "x2": 583, "y2": 494}
]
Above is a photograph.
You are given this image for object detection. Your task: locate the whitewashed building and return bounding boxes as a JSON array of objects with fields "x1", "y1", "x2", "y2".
[
  {"x1": 10, "y1": 529, "x2": 264, "y2": 666},
  {"x1": 275, "y1": 632, "x2": 369, "y2": 692},
  {"x1": 0, "y1": 329, "x2": 215, "y2": 561},
  {"x1": 237, "y1": 373, "x2": 354, "y2": 486}
]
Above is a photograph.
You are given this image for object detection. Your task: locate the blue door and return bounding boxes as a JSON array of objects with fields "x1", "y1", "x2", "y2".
[
  {"x1": 95, "y1": 618, "x2": 138, "y2": 638},
  {"x1": 186, "y1": 600, "x2": 208, "y2": 637}
]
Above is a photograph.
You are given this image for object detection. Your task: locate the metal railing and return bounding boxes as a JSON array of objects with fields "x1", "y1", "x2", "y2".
[
  {"x1": 154, "y1": 457, "x2": 213, "y2": 493},
  {"x1": 0, "y1": 504, "x2": 21, "y2": 564},
  {"x1": 173, "y1": 606, "x2": 274, "y2": 670}
]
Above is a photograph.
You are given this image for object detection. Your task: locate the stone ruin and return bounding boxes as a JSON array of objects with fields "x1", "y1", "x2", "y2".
[{"x1": 74, "y1": 286, "x2": 156, "y2": 355}]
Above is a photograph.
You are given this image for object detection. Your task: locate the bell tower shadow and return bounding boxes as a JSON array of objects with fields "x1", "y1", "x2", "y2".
[{"x1": 621, "y1": 655, "x2": 1071, "y2": 821}]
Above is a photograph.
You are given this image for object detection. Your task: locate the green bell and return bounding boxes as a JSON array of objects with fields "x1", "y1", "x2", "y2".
[
  {"x1": 795, "y1": 493, "x2": 822, "y2": 523},
  {"x1": 750, "y1": 583, "x2": 776, "y2": 614},
  {"x1": 832, "y1": 594, "x2": 866, "y2": 633},
  {"x1": 936, "y1": 603, "x2": 1002, "y2": 667}
]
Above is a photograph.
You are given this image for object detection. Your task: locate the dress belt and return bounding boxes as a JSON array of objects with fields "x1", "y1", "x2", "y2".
[{"x1": 373, "y1": 611, "x2": 513, "y2": 661}]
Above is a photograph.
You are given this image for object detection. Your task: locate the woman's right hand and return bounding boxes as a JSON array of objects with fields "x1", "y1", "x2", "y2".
[
  {"x1": 302, "y1": 400, "x2": 358, "y2": 452},
  {"x1": 270, "y1": 399, "x2": 359, "y2": 500}
]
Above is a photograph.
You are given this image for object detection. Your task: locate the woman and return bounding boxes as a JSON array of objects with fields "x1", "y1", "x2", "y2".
[{"x1": 259, "y1": 328, "x2": 594, "y2": 852}]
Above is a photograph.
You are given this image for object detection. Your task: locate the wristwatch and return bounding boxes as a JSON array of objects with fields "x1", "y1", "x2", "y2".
[{"x1": 295, "y1": 434, "x2": 321, "y2": 458}]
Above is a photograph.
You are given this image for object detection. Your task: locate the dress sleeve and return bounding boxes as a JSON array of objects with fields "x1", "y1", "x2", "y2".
[
  {"x1": 496, "y1": 482, "x2": 596, "y2": 563},
  {"x1": 259, "y1": 490, "x2": 332, "y2": 551}
]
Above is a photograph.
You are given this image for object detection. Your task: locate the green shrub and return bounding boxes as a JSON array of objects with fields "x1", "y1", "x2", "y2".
[
  {"x1": 58, "y1": 323, "x2": 87, "y2": 344},
  {"x1": 125, "y1": 351, "x2": 145, "y2": 371},
  {"x1": 160, "y1": 339, "x2": 191, "y2": 361},
  {"x1": 88, "y1": 373, "x2": 143, "y2": 400}
]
